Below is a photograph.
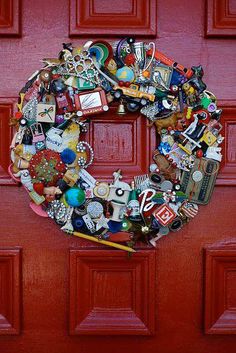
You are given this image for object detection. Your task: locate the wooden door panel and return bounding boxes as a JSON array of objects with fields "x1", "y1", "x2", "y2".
[
  {"x1": 0, "y1": 99, "x2": 16, "y2": 185},
  {"x1": 0, "y1": 187, "x2": 236, "y2": 352},
  {"x1": 217, "y1": 102, "x2": 236, "y2": 185},
  {"x1": 0, "y1": 0, "x2": 21, "y2": 37},
  {"x1": 86, "y1": 107, "x2": 156, "y2": 181},
  {"x1": 0, "y1": 248, "x2": 21, "y2": 335},
  {"x1": 69, "y1": 0, "x2": 157, "y2": 37},
  {"x1": 206, "y1": 0, "x2": 236, "y2": 37},
  {"x1": 205, "y1": 244, "x2": 236, "y2": 334},
  {"x1": 69, "y1": 249, "x2": 156, "y2": 335}
]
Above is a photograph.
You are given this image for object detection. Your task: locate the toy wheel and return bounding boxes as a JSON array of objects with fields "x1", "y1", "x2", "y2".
[
  {"x1": 140, "y1": 98, "x2": 148, "y2": 106},
  {"x1": 114, "y1": 89, "x2": 122, "y2": 99},
  {"x1": 126, "y1": 101, "x2": 139, "y2": 112}
]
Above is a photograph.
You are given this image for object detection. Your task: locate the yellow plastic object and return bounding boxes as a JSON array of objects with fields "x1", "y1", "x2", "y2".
[
  {"x1": 186, "y1": 107, "x2": 193, "y2": 120},
  {"x1": 17, "y1": 93, "x2": 25, "y2": 112},
  {"x1": 200, "y1": 131, "x2": 217, "y2": 146},
  {"x1": 60, "y1": 194, "x2": 69, "y2": 207},
  {"x1": 67, "y1": 230, "x2": 136, "y2": 253},
  {"x1": 178, "y1": 143, "x2": 192, "y2": 155}
]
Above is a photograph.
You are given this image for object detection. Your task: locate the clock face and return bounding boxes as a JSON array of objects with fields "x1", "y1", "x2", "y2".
[{"x1": 80, "y1": 92, "x2": 102, "y2": 110}]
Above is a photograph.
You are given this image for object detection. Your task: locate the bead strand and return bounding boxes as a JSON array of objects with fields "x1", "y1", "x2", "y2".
[{"x1": 76, "y1": 141, "x2": 94, "y2": 169}]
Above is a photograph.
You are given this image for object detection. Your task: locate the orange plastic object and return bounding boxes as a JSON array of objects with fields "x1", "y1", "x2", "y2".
[{"x1": 147, "y1": 49, "x2": 193, "y2": 79}]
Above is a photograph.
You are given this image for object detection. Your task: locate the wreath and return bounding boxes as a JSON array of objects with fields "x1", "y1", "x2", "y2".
[{"x1": 9, "y1": 38, "x2": 223, "y2": 252}]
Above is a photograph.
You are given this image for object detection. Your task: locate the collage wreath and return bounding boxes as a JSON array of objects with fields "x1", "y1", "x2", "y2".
[{"x1": 9, "y1": 38, "x2": 223, "y2": 252}]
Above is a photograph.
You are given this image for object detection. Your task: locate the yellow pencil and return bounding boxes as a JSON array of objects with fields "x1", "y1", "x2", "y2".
[{"x1": 67, "y1": 230, "x2": 136, "y2": 253}]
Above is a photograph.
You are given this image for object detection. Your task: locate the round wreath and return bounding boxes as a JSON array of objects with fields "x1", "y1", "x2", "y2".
[{"x1": 9, "y1": 38, "x2": 223, "y2": 252}]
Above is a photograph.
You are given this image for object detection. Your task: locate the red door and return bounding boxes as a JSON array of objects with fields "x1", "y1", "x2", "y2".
[{"x1": 1, "y1": 0, "x2": 236, "y2": 352}]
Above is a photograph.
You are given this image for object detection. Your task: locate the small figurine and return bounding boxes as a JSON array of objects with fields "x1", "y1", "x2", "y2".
[
  {"x1": 107, "y1": 170, "x2": 131, "y2": 223},
  {"x1": 151, "y1": 112, "x2": 181, "y2": 133},
  {"x1": 13, "y1": 169, "x2": 33, "y2": 191},
  {"x1": 105, "y1": 58, "x2": 117, "y2": 75},
  {"x1": 108, "y1": 170, "x2": 131, "y2": 205}
]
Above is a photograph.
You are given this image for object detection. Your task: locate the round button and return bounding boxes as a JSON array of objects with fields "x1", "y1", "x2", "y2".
[
  {"x1": 93, "y1": 182, "x2": 109, "y2": 199},
  {"x1": 141, "y1": 226, "x2": 150, "y2": 234},
  {"x1": 39, "y1": 69, "x2": 52, "y2": 83},
  {"x1": 19, "y1": 117, "x2": 27, "y2": 127},
  {"x1": 97, "y1": 185, "x2": 107, "y2": 196},
  {"x1": 170, "y1": 85, "x2": 178, "y2": 93},
  {"x1": 174, "y1": 184, "x2": 181, "y2": 191},
  {"x1": 207, "y1": 102, "x2": 216, "y2": 113},
  {"x1": 116, "y1": 188, "x2": 124, "y2": 197},
  {"x1": 149, "y1": 163, "x2": 158, "y2": 173},
  {"x1": 196, "y1": 149, "x2": 203, "y2": 158},
  {"x1": 87, "y1": 201, "x2": 103, "y2": 219},
  {"x1": 161, "y1": 180, "x2": 173, "y2": 191},
  {"x1": 169, "y1": 218, "x2": 183, "y2": 232},
  {"x1": 150, "y1": 173, "x2": 162, "y2": 184},
  {"x1": 192, "y1": 170, "x2": 203, "y2": 182},
  {"x1": 72, "y1": 217, "x2": 84, "y2": 230}
]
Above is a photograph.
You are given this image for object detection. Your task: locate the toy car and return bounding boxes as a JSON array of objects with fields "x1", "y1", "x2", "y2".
[{"x1": 113, "y1": 84, "x2": 156, "y2": 103}]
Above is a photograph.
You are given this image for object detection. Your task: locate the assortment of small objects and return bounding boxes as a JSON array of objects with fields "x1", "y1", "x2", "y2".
[{"x1": 9, "y1": 38, "x2": 224, "y2": 252}]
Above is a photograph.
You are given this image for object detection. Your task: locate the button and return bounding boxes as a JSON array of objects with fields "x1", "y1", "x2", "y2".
[
  {"x1": 150, "y1": 173, "x2": 162, "y2": 184},
  {"x1": 149, "y1": 163, "x2": 158, "y2": 173},
  {"x1": 169, "y1": 218, "x2": 183, "y2": 232},
  {"x1": 87, "y1": 201, "x2": 103, "y2": 219},
  {"x1": 19, "y1": 117, "x2": 27, "y2": 127},
  {"x1": 192, "y1": 170, "x2": 203, "y2": 182},
  {"x1": 72, "y1": 217, "x2": 84, "y2": 231},
  {"x1": 93, "y1": 182, "x2": 109, "y2": 199},
  {"x1": 39, "y1": 70, "x2": 52, "y2": 83},
  {"x1": 116, "y1": 188, "x2": 124, "y2": 196},
  {"x1": 161, "y1": 180, "x2": 173, "y2": 191}
]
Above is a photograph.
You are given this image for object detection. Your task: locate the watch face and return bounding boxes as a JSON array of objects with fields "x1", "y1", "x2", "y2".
[
  {"x1": 93, "y1": 182, "x2": 109, "y2": 199},
  {"x1": 87, "y1": 201, "x2": 103, "y2": 219},
  {"x1": 192, "y1": 170, "x2": 203, "y2": 182},
  {"x1": 169, "y1": 218, "x2": 183, "y2": 232},
  {"x1": 97, "y1": 185, "x2": 107, "y2": 196},
  {"x1": 80, "y1": 92, "x2": 102, "y2": 110}
]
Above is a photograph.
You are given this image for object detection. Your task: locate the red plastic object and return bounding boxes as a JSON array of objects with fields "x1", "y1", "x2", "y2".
[
  {"x1": 147, "y1": 49, "x2": 193, "y2": 79},
  {"x1": 106, "y1": 232, "x2": 131, "y2": 242},
  {"x1": 29, "y1": 201, "x2": 49, "y2": 218}
]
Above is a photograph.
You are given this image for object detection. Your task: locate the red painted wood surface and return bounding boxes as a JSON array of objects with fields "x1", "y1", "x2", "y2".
[
  {"x1": 205, "y1": 242, "x2": 236, "y2": 334},
  {"x1": 0, "y1": 0, "x2": 21, "y2": 36},
  {"x1": 69, "y1": 0, "x2": 157, "y2": 37},
  {"x1": 206, "y1": 0, "x2": 236, "y2": 37},
  {"x1": 0, "y1": 0, "x2": 236, "y2": 352},
  {"x1": 69, "y1": 250, "x2": 155, "y2": 335},
  {"x1": 1, "y1": 187, "x2": 236, "y2": 352},
  {"x1": 0, "y1": 98, "x2": 16, "y2": 185},
  {"x1": 86, "y1": 106, "x2": 156, "y2": 181},
  {"x1": 216, "y1": 102, "x2": 236, "y2": 185},
  {"x1": 0, "y1": 248, "x2": 21, "y2": 335}
]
